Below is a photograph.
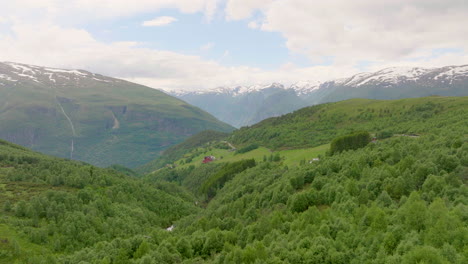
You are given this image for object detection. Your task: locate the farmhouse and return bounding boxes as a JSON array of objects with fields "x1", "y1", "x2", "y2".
[{"x1": 202, "y1": 156, "x2": 215, "y2": 164}]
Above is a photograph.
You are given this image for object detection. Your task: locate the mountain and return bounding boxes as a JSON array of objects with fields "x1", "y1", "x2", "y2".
[
  {"x1": 171, "y1": 64, "x2": 468, "y2": 127},
  {"x1": 0, "y1": 62, "x2": 233, "y2": 168},
  {"x1": 304, "y1": 65, "x2": 468, "y2": 104},
  {"x1": 174, "y1": 83, "x2": 309, "y2": 128}
]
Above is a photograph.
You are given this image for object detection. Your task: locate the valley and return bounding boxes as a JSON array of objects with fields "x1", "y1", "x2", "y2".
[
  {"x1": 1, "y1": 96, "x2": 465, "y2": 263},
  {"x1": 1, "y1": 2, "x2": 467, "y2": 263}
]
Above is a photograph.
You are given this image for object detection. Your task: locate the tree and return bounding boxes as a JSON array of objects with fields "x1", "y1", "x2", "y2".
[
  {"x1": 402, "y1": 246, "x2": 445, "y2": 264},
  {"x1": 176, "y1": 238, "x2": 193, "y2": 258},
  {"x1": 134, "y1": 240, "x2": 150, "y2": 259},
  {"x1": 399, "y1": 192, "x2": 427, "y2": 232}
]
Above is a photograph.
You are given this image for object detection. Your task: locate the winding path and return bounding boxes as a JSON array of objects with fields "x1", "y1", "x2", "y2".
[{"x1": 221, "y1": 141, "x2": 236, "y2": 150}]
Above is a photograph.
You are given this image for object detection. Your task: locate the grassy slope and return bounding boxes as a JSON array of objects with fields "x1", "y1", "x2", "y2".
[{"x1": 172, "y1": 144, "x2": 330, "y2": 169}]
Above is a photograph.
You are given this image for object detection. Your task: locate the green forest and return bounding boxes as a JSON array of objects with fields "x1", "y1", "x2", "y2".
[{"x1": 0, "y1": 96, "x2": 466, "y2": 263}]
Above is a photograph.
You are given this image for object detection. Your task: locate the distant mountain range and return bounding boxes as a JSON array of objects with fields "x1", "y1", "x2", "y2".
[
  {"x1": 171, "y1": 65, "x2": 468, "y2": 127},
  {"x1": 0, "y1": 62, "x2": 233, "y2": 168}
]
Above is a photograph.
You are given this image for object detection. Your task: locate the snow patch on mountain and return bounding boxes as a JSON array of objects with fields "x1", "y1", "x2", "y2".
[
  {"x1": 434, "y1": 65, "x2": 468, "y2": 80},
  {"x1": 170, "y1": 64, "x2": 468, "y2": 97},
  {"x1": 0, "y1": 62, "x2": 119, "y2": 86},
  {"x1": 290, "y1": 80, "x2": 321, "y2": 95},
  {"x1": 172, "y1": 83, "x2": 285, "y2": 96},
  {"x1": 7, "y1": 63, "x2": 37, "y2": 75},
  {"x1": 44, "y1": 67, "x2": 88, "y2": 76},
  {"x1": 0, "y1": 74, "x2": 18, "y2": 82},
  {"x1": 17, "y1": 73, "x2": 40, "y2": 83},
  {"x1": 336, "y1": 67, "x2": 434, "y2": 87}
]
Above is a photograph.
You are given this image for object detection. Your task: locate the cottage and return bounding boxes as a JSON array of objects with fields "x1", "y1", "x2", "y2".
[{"x1": 202, "y1": 156, "x2": 215, "y2": 164}]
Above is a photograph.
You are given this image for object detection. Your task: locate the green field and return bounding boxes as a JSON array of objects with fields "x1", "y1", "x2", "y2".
[{"x1": 171, "y1": 143, "x2": 330, "y2": 170}]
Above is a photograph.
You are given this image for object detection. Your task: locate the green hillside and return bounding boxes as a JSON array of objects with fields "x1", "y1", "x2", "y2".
[
  {"x1": 1, "y1": 96, "x2": 466, "y2": 263},
  {"x1": 0, "y1": 139, "x2": 198, "y2": 263},
  {"x1": 0, "y1": 62, "x2": 233, "y2": 168},
  {"x1": 230, "y1": 96, "x2": 467, "y2": 150},
  {"x1": 68, "y1": 96, "x2": 468, "y2": 263},
  {"x1": 141, "y1": 96, "x2": 467, "y2": 174}
]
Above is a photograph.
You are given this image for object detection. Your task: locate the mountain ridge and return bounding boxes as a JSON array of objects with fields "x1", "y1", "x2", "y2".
[
  {"x1": 169, "y1": 64, "x2": 468, "y2": 127},
  {"x1": 168, "y1": 64, "x2": 468, "y2": 96}
]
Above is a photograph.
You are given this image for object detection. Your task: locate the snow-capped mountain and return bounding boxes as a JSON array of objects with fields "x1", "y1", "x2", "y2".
[
  {"x1": 305, "y1": 65, "x2": 468, "y2": 105},
  {"x1": 0, "y1": 61, "x2": 118, "y2": 87},
  {"x1": 334, "y1": 65, "x2": 468, "y2": 87},
  {"x1": 0, "y1": 61, "x2": 233, "y2": 168},
  {"x1": 171, "y1": 83, "x2": 285, "y2": 97},
  {"x1": 173, "y1": 82, "x2": 305, "y2": 128},
  {"x1": 290, "y1": 80, "x2": 321, "y2": 95},
  {"x1": 171, "y1": 65, "x2": 468, "y2": 127}
]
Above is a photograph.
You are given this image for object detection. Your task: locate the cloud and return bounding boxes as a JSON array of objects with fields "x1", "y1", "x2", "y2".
[
  {"x1": 247, "y1": 21, "x2": 259, "y2": 29},
  {"x1": 0, "y1": 21, "x2": 361, "y2": 91},
  {"x1": 200, "y1": 42, "x2": 215, "y2": 51},
  {"x1": 0, "y1": 0, "x2": 220, "y2": 24},
  {"x1": 142, "y1": 16, "x2": 178, "y2": 27},
  {"x1": 225, "y1": 0, "x2": 275, "y2": 20},
  {"x1": 225, "y1": 0, "x2": 468, "y2": 68},
  {"x1": 0, "y1": 0, "x2": 467, "y2": 92}
]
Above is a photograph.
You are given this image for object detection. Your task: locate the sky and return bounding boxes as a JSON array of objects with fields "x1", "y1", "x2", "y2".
[{"x1": 0, "y1": 0, "x2": 467, "y2": 91}]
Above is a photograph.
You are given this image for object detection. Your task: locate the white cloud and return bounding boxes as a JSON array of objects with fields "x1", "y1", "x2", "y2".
[
  {"x1": 225, "y1": 0, "x2": 275, "y2": 20},
  {"x1": 247, "y1": 20, "x2": 259, "y2": 29},
  {"x1": 225, "y1": 0, "x2": 468, "y2": 68},
  {"x1": 0, "y1": 0, "x2": 220, "y2": 24},
  {"x1": 218, "y1": 50, "x2": 230, "y2": 62},
  {"x1": 200, "y1": 42, "x2": 215, "y2": 51},
  {"x1": 0, "y1": 0, "x2": 467, "y2": 92},
  {"x1": 142, "y1": 16, "x2": 177, "y2": 27}
]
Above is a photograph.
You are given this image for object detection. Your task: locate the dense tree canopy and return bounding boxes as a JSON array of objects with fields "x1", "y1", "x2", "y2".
[{"x1": 0, "y1": 97, "x2": 466, "y2": 263}]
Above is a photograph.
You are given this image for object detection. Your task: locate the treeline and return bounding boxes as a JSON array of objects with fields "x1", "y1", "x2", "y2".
[
  {"x1": 200, "y1": 159, "x2": 256, "y2": 198},
  {"x1": 235, "y1": 144, "x2": 259, "y2": 154},
  {"x1": 330, "y1": 131, "x2": 370, "y2": 154}
]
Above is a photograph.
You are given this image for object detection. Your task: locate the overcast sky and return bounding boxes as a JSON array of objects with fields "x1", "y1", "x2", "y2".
[{"x1": 1, "y1": 0, "x2": 467, "y2": 91}]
